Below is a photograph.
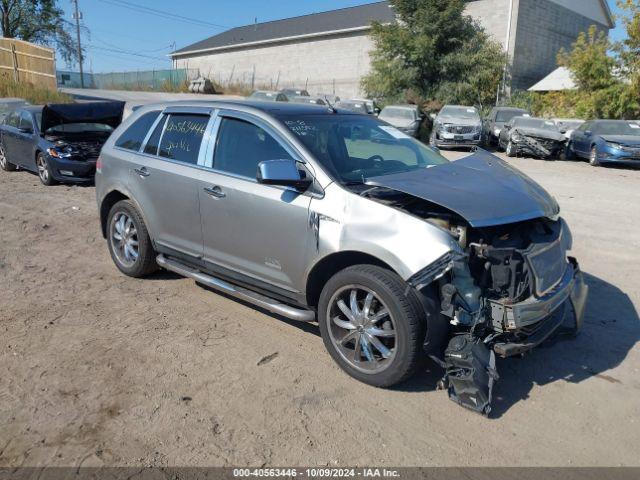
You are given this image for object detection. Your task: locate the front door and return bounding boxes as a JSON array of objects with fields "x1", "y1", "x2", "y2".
[
  {"x1": 198, "y1": 113, "x2": 314, "y2": 294},
  {"x1": 15, "y1": 111, "x2": 36, "y2": 168}
]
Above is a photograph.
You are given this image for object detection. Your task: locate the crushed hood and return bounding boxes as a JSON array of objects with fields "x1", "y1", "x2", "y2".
[
  {"x1": 513, "y1": 127, "x2": 565, "y2": 142},
  {"x1": 366, "y1": 150, "x2": 559, "y2": 228},
  {"x1": 41, "y1": 101, "x2": 125, "y2": 134}
]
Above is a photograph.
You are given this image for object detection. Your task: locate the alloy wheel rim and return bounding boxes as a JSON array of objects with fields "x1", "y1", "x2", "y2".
[
  {"x1": 37, "y1": 156, "x2": 48, "y2": 182},
  {"x1": 110, "y1": 212, "x2": 140, "y2": 267},
  {"x1": 327, "y1": 285, "x2": 397, "y2": 374},
  {"x1": 507, "y1": 142, "x2": 513, "y2": 155},
  {"x1": 0, "y1": 145, "x2": 6, "y2": 168},
  {"x1": 591, "y1": 149, "x2": 597, "y2": 164}
]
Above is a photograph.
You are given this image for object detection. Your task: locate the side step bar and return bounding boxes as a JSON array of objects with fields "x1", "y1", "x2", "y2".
[{"x1": 156, "y1": 255, "x2": 316, "y2": 322}]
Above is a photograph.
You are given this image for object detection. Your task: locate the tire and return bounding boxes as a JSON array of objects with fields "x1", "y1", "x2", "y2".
[
  {"x1": 0, "y1": 142, "x2": 16, "y2": 171},
  {"x1": 506, "y1": 140, "x2": 516, "y2": 157},
  {"x1": 589, "y1": 147, "x2": 601, "y2": 167},
  {"x1": 429, "y1": 131, "x2": 437, "y2": 148},
  {"x1": 318, "y1": 265, "x2": 426, "y2": 388},
  {"x1": 36, "y1": 152, "x2": 56, "y2": 186},
  {"x1": 106, "y1": 199, "x2": 158, "y2": 278}
]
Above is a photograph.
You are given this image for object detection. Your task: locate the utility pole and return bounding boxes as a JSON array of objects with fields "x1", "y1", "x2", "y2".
[{"x1": 72, "y1": 0, "x2": 84, "y2": 88}]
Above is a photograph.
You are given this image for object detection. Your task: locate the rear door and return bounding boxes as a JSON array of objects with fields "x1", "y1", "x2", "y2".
[
  {"x1": 197, "y1": 110, "x2": 314, "y2": 294},
  {"x1": 1, "y1": 111, "x2": 20, "y2": 162},
  {"x1": 128, "y1": 107, "x2": 214, "y2": 259}
]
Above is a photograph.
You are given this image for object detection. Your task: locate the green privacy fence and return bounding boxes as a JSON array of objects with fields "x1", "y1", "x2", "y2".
[{"x1": 57, "y1": 68, "x2": 199, "y2": 91}]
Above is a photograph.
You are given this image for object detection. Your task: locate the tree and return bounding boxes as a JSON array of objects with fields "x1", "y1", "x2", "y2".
[
  {"x1": 616, "y1": 0, "x2": 640, "y2": 101},
  {"x1": 0, "y1": 0, "x2": 81, "y2": 66},
  {"x1": 362, "y1": 0, "x2": 506, "y2": 110}
]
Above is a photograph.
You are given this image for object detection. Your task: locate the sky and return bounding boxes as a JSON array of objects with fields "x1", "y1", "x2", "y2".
[{"x1": 57, "y1": 0, "x2": 629, "y2": 74}]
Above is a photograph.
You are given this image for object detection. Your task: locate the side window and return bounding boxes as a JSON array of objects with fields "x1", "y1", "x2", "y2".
[
  {"x1": 115, "y1": 111, "x2": 160, "y2": 151},
  {"x1": 213, "y1": 117, "x2": 293, "y2": 178},
  {"x1": 19, "y1": 112, "x2": 33, "y2": 130},
  {"x1": 143, "y1": 115, "x2": 167, "y2": 155},
  {"x1": 6, "y1": 111, "x2": 19, "y2": 127},
  {"x1": 578, "y1": 122, "x2": 590, "y2": 132},
  {"x1": 158, "y1": 114, "x2": 209, "y2": 165}
]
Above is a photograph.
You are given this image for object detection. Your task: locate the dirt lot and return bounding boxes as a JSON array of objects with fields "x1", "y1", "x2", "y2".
[{"x1": 1, "y1": 151, "x2": 639, "y2": 467}]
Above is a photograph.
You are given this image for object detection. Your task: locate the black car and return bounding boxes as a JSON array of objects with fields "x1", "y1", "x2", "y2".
[
  {"x1": 483, "y1": 107, "x2": 531, "y2": 146},
  {"x1": 0, "y1": 102, "x2": 124, "y2": 185},
  {"x1": 498, "y1": 117, "x2": 566, "y2": 159}
]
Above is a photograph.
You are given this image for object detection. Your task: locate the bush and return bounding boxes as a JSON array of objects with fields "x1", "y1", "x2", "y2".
[{"x1": 0, "y1": 75, "x2": 72, "y2": 104}]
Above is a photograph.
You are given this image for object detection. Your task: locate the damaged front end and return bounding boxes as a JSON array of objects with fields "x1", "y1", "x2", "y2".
[
  {"x1": 417, "y1": 218, "x2": 587, "y2": 415},
  {"x1": 365, "y1": 153, "x2": 588, "y2": 415},
  {"x1": 510, "y1": 129, "x2": 566, "y2": 159}
]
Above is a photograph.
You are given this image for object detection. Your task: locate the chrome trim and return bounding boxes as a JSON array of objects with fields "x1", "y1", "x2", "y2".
[{"x1": 156, "y1": 254, "x2": 316, "y2": 322}]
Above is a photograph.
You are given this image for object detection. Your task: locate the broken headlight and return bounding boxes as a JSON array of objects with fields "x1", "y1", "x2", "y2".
[{"x1": 47, "y1": 146, "x2": 73, "y2": 159}]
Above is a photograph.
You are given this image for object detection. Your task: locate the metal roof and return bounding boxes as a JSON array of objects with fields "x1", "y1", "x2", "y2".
[
  {"x1": 528, "y1": 67, "x2": 577, "y2": 92},
  {"x1": 172, "y1": 1, "x2": 394, "y2": 57}
]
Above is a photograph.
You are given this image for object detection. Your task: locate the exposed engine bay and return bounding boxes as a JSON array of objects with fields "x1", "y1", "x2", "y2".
[
  {"x1": 364, "y1": 187, "x2": 587, "y2": 415},
  {"x1": 45, "y1": 131, "x2": 111, "y2": 161}
]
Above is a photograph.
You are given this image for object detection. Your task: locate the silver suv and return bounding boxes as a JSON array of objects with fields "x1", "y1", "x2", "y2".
[{"x1": 96, "y1": 100, "x2": 588, "y2": 414}]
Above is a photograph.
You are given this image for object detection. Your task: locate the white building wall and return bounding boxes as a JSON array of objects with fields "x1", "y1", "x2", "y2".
[{"x1": 174, "y1": 31, "x2": 375, "y2": 99}]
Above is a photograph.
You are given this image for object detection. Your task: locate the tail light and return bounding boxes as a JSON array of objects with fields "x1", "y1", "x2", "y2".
[{"x1": 96, "y1": 155, "x2": 103, "y2": 173}]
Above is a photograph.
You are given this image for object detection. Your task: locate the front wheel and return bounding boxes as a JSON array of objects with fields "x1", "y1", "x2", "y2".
[
  {"x1": 36, "y1": 153, "x2": 56, "y2": 186},
  {"x1": 506, "y1": 140, "x2": 516, "y2": 157},
  {"x1": 0, "y1": 143, "x2": 17, "y2": 172},
  {"x1": 318, "y1": 265, "x2": 426, "y2": 388},
  {"x1": 589, "y1": 147, "x2": 601, "y2": 167},
  {"x1": 107, "y1": 200, "x2": 158, "y2": 278}
]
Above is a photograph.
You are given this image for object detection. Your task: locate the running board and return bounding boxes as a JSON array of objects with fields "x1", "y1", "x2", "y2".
[{"x1": 156, "y1": 255, "x2": 316, "y2": 322}]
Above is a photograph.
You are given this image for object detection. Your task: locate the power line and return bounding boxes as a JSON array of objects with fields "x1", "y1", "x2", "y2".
[
  {"x1": 96, "y1": 0, "x2": 229, "y2": 29},
  {"x1": 89, "y1": 45, "x2": 167, "y2": 61}
]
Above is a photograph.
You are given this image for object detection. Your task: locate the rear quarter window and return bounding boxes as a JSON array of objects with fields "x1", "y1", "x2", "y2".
[{"x1": 115, "y1": 111, "x2": 160, "y2": 152}]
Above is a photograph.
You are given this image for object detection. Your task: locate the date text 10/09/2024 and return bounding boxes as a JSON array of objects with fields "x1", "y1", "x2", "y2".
[{"x1": 233, "y1": 468, "x2": 401, "y2": 478}]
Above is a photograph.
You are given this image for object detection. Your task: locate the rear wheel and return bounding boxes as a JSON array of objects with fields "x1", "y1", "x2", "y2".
[
  {"x1": 589, "y1": 147, "x2": 601, "y2": 167},
  {"x1": 107, "y1": 200, "x2": 158, "y2": 278},
  {"x1": 318, "y1": 265, "x2": 425, "y2": 388},
  {"x1": 36, "y1": 153, "x2": 56, "y2": 186},
  {"x1": 0, "y1": 143, "x2": 16, "y2": 171}
]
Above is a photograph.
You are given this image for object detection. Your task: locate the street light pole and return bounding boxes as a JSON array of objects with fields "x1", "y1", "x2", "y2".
[{"x1": 72, "y1": 0, "x2": 84, "y2": 88}]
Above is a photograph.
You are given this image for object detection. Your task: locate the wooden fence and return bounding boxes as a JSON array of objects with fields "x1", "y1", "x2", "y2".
[{"x1": 0, "y1": 38, "x2": 56, "y2": 90}]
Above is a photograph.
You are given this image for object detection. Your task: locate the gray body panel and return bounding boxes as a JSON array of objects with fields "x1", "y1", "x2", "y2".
[{"x1": 366, "y1": 151, "x2": 559, "y2": 228}]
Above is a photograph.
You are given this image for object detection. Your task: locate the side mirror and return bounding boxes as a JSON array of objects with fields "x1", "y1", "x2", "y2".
[
  {"x1": 559, "y1": 128, "x2": 567, "y2": 134},
  {"x1": 374, "y1": 107, "x2": 381, "y2": 115},
  {"x1": 504, "y1": 125, "x2": 511, "y2": 131},
  {"x1": 257, "y1": 159, "x2": 312, "y2": 191}
]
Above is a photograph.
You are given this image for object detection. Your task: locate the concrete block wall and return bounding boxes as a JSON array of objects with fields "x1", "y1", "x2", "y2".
[
  {"x1": 174, "y1": 31, "x2": 375, "y2": 99},
  {"x1": 511, "y1": 0, "x2": 608, "y2": 90},
  {"x1": 464, "y1": 0, "x2": 513, "y2": 50}
]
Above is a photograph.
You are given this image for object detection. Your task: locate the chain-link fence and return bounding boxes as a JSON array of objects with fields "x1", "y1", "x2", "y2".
[{"x1": 57, "y1": 68, "x2": 199, "y2": 91}]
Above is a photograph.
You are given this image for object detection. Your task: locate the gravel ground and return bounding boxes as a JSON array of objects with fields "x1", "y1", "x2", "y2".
[{"x1": 1, "y1": 150, "x2": 639, "y2": 467}]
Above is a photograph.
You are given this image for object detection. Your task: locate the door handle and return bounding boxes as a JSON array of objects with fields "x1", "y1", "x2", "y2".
[
  {"x1": 134, "y1": 167, "x2": 150, "y2": 177},
  {"x1": 204, "y1": 186, "x2": 226, "y2": 198}
]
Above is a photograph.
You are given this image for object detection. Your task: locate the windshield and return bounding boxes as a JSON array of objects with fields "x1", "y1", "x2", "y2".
[
  {"x1": 45, "y1": 123, "x2": 114, "y2": 134},
  {"x1": 279, "y1": 115, "x2": 448, "y2": 184},
  {"x1": 496, "y1": 110, "x2": 528, "y2": 123},
  {"x1": 380, "y1": 107, "x2": 415, "y2": 120},
  {"x1": 594, "y1": 121, "x2": 640, "y2": 136},
  {"x1": 440, "y1": 106, "x2": 479, "y2": 120},
  {"x1": 513, "y1": 118, "x2": 558, "y2": 131}
]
